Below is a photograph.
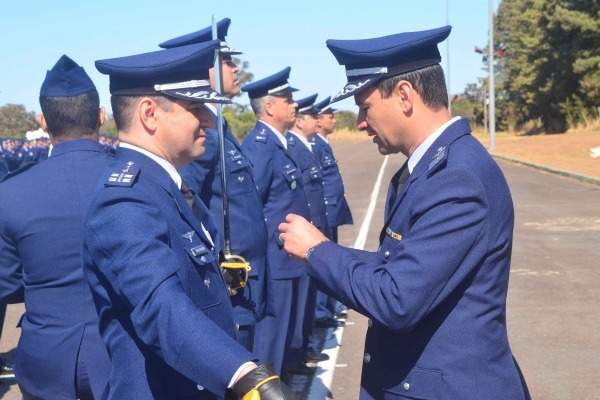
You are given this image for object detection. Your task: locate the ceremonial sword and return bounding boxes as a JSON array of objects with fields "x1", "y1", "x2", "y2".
[{"x1": 211, "y1": 15, "x2": 251, "y2": 296}]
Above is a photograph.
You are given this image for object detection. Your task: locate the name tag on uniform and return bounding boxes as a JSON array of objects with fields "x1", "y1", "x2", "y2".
[
  {"x1": 191, "y1": 245, "x2": 209, "y2": 257},
  {"x1": 386, "y1": 227, "x2": 402, "y2": 241}
]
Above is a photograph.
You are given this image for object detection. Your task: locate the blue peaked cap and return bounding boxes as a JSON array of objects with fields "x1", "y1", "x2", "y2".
[
  {"x1": 326, "y1": 25, "x2": 451, "y2": 102},
  {"x1": 296, "y1": 93, "x2": 319, "y2": 115},
  {"x1": 95, "y1": 39, "x2": 231, "y2": 104},
  {"x1": 314, "y1": 96, "x2": 337, "y2": 114},
  {"x1": 158, "y1": 18, "x2": 242, "y2": 55},
  {"x1": 241, "y1": 67, "x2": 298, "y2": 99},
  {"x1": 40, "y1": 55, "x2": 96, "y2": 97}
]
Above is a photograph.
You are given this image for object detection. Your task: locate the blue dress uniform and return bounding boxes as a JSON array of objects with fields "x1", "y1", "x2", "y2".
[
  {"x1": 311, "y1": 98, "x2": 353, "y2": 233},
  {"x1": 84, "y1": 39, "x2": 259, "y2": 400},
  {"x1": 242, "y1": 120, "x2": 310, "y2": 376},
  {"x1": 300, "y1": 26, "x2": 531, "y2": 399},
  {"x1": 180, "y1": 108, "x2": 270, "y2": 350},
  {"x1": 0, "y1": 139, "x2": 113, "y2": 399},
  {"x1": 162, "y1": 20, "x2": 270, "y2": 351},
  {"x1": 83, "y1": 147, "x2": 254, "y2": 399},
  {"x1": 311, "y1": 97, "x2": 354, "y2": 323},
  {"x1": 241, "y1": 68, "x2": 311, "y2": 377},
  {"x1": 0, "y1": 146, "x2": 9, "y2": 180},
  {"x1": 0, "y1": 55, "x2": 112, "y2": 399},
  {"x1": 285, "y1": 95, "x2": 329, "y2": 369}
]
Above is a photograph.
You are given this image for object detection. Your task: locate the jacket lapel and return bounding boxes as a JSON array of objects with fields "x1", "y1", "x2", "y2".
[{"x1": 380, "y1": 118, "x2": 472, "y2": 240}]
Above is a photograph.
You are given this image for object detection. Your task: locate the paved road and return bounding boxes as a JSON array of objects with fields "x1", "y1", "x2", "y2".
[{"x1": 2, "y1": 140, "x2": 599, "y2": 399}]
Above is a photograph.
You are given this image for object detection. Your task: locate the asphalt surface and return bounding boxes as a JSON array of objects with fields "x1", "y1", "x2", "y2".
[{"x1": 2, "y1": 140, "x2": 599, "y2": 399}]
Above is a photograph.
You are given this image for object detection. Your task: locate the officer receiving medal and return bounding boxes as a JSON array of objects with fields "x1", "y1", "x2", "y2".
[{"x1": 83, "y1": 39, "x2": 294, "y2": 399}]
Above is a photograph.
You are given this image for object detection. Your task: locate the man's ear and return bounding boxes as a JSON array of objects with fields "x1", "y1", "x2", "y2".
[
  {"x1": 264, "y1": 101, "x2": 275, "y2": 117},
  {"x1": 38, "y1": 114, "x2": 48, "y2": 132},
  {"x1": 396, "y1": 80, "x2": 414, "y2": 113},
  {"x1": 138, "y1": 98, "x2": 159, "y2": 132},
  {"x1": 98, "y1": 106, "x2": 106, "y2": 127}
]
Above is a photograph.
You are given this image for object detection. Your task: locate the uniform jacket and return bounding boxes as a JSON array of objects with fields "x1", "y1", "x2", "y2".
[
  {"x1": 180, "y1": 111, "x2": 269, "y2": 326},
  {"x1": 82, "y1": 147, "x2": 254, "y2": 399},
  {"x1": 0, "y1": 139, "x2": 112, "y2": 399},
  {"x1": 241, "y1": 122, "x2": 310, "y2": 280},
  {"x1": 306, "y1": 119, "x2": 530, "y2": 399},
  {"x1": 0, "y1": 148, "x2": 9, "y2": 180},
  {"x1": 311, "y1": 134, "x2": 353, "y2": 228},
  {"x1": 287, "y1": 132, "x2": 328, "y2": 232}
]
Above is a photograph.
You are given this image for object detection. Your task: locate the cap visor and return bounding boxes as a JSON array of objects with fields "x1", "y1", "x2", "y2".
[
  {"x1": 221, "y1": 47, "x2": 243, "y2": 55},
  {"x1": 270, "y1": 86, "x2": 299, "y2": 96},
  {"x1": 331, "y1": 76, "x2": 376, "y2": 103},
  {"x1": 161, "y1": 87, "x2": 232, "y2": 104}
]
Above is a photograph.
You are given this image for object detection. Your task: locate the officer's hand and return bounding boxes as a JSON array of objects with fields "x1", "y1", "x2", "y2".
[
  {"x1": 278, "y1": 214, "x2": 327, "y2": 262},
  {"x1": 232, "y1": 363, "x2": 297, "y2": 399}
]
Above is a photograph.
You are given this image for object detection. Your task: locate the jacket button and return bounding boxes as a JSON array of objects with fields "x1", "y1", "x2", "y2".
[
  {"x1": 368, "y1": 318, "x2": 372, "y2": 327},
  {"x1": 363, "y1": 353, "x2": 371, "y2": 364},
  {"x1": 200, "y1": 256, "x2": 206, "y2": 263},
  {"x1": 384, "y1": 251, "x2": 390, "y2": 259},
  {"x1": 403, "y1": 382, "x2": 410, "y2": 391},
  {"x1": 197, "y1": 384, "x2": 204, "y2": 391}
]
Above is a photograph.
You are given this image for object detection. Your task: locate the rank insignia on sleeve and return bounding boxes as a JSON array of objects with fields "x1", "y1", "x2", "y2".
[
  {"x1": 386, "y1": 227, "x2": 402, "y2": 241},
  {"x1": 105, "y1": 161, "x2": 140, "y2": 187}
]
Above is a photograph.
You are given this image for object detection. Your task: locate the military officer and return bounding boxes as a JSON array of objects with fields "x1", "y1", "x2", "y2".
[
  {"x1": 0, "y1": 55, "x2": 112, "y2": 399},
  {"x1": 285, "y1": 94, "x2": 330, "y2": 372},
  {"x1": 159, "y1": 18, "x2": 270, "y2": 353},
  {"x1": 311, "y1": 96, "x2": 353, "y2": 327},
  {"x1": 279, "y1": 26, "x2": 531, "y2": 399},
  {"x1": 240, "y1": 68, "x2": 311, "y2": 378},
  {"x1": 83, "y1": 40, "x2": 294, "y2": 399}
]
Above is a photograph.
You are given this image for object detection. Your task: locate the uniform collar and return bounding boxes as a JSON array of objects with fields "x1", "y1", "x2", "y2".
[
  {"x1": 317, "y1": 133, "x2": 329, "y2": 144},
  {"x1": 407, "y1": 116, "x2": 461, "y2": 173},
  {"x1": 49, "y1": 138, "x2": 103, "y2": 158},
  {"x1": 119, "y1": 142, "x2": 182, "y2": 189},
  {"x1": 259, "y1": 120, "x2": 287, "y2": 149},
  {"x1": 288, "y1": 130, "x2": 313, "y2": 152}
]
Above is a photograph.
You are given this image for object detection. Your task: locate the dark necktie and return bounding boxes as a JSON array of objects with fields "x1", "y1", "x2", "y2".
[
  {"x1": 181, "y1": 179, "x2": 200, "y2": 222},
  {"x1": 394, "y1": 164, "x2": 411, "y2": 197},
  {"x1": 379, "y1": 164, "x2": 410, "y2": 245}
]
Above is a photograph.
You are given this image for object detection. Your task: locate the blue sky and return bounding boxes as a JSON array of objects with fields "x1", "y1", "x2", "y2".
[{"x1": 1, "y1": 0, "x2": 499, "y2": 115}]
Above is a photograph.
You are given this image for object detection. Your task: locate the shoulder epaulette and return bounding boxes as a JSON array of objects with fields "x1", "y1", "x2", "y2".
[
  {"x1": 427, "y1": 146, "x2": 448, "y2": 176},
  {"x1": 254, "y1": 128, "x2": 268, "y2": 143},
  {"x1": 104, "y1": 161, "x2": 141, "y2": 187}
]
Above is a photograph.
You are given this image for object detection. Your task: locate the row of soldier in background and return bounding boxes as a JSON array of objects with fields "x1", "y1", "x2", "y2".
[
  {"x1": 0, "y1": 135, "x2": 117, "y2": 179},
  {"x1": 0, "y1": 17, "x2": 350, "y2": 399},
  {"x1": 0, "y1": 137, "x2": 50, "y2": 174}
]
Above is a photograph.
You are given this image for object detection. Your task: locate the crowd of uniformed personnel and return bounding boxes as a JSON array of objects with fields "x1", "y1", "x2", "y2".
[
  {"x1": 0, "y1": 15, "x2": 531, "y2": 400},
  {"x1": 0, "y1": 138, "x2": 51, "y2": 175}
]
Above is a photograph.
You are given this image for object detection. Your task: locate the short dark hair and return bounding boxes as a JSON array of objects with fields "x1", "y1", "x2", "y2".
[
  {"x1": 377, "y1": 64, "x2": 448, "y2": 111},
  {"x1": 39, "y1": 91, "x2": 100, "y2": 138},
  {"x1": 111, "y1": 95, "x2": 174, "y2": 132}
]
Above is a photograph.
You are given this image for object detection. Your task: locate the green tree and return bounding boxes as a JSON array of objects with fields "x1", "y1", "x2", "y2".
[
  {"x1": 452, "y1": 83, "x2": 486, "y2": 128},
  {"x1": 495, "y1": 0, "x2": 600, "y2": 132},
  {"x1": 0, "y1": 104, "x2": 39, "y2": 138},
  {"x1": 334, "y1": 110, "x2": 357, "y2": 130},
  {"x1": 223, "y1": 106, "x2": 257, "y2": 140}
]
